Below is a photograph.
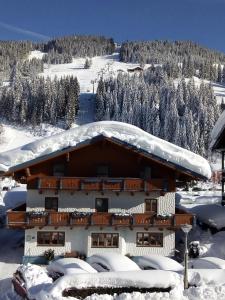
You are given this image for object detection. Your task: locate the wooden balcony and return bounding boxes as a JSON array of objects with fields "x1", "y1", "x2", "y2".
[
  {"x1": 112, "y1": 215, "x2": 133, "y2": 226},
  {"x1": 7, "y1": 210, "x2": 194, "y2": 229},
  {"x1": 91, "y1": 213, "x2": 112, "y2": 226},
  {"x1": 30, "y1": 177, "x2": 165, "y2": 193},
  {"x1": 38, "y1": 177, "x2": 59, "y2": 189},
  {"x1": 27, "y1": 215, "x2": 48, "y2": 227}
]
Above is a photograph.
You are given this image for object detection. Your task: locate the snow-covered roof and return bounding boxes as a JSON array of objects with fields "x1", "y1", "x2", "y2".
[
  {"x1": 210, "y1": 110, "x2": 225, "y2": 150},
  {"x1": 0, "y1": 121, "x2": 211, "y2": 179}
]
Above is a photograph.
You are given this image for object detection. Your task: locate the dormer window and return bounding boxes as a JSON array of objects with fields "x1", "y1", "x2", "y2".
[
  {"x1": 96, "y1": 164, "x2": 109, "y2": 177},
  {"x1": 53, "y1": 163, "x2": 65, "y2": 176},
  {"x1": 140, "y1": 166, "x2": 151, "y2": 180}
]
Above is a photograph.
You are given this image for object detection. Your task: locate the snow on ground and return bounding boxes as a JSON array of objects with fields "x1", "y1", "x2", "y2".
[
  {"x1": 47, "y1": 258, "x2": 97, "y2": 275},
  {"x1": 0, "y1": 229, "x2": 24, "y2": 296},
  {"x1": 39, "y1": 52, "x2": 147, "y2": 94},
  {"x1": 0, "y1": 123, "x2": 65, "y2": 153},
  {"x1": 189, "y1": 257, "x2": 225, "y2": 269},
  {"x1": 132, "y1": 255, "x2": 184, "y2": 271},
  {"x1": 174, "y1": 76, "x2": 225, "y2": 104},
  {"x1": 0, "y1": 121, "x2": 211, "y2": 180},
  {"x1": 86, "y1": 253, "x2": 140, "y2": 272},
  {"x1": 15, "y1": 264, "x2": 225, "y2": 300},
  {"x1": 30, "y1": 269, "x2": 181, "y2": 300},
  {"x1": 0, "y1": 185, "x2": 26, "y2": 213},
  {"x1": 176, "y1": 191, "x2": 221, "y2": 207},
  {"x1": 28, "y1": 50, "x2": 45, "y2": 60},
  {"x1": 18, "y1": 263, "x2": 52, "y2": 294},
  {"x1": 198, "y1": 231, "x2": 225, "y2": 259},
  {"x1": 0, "y1": 124, "x2": 40, "y2": 153},
  {"x1": 189, "y1": 204, "x2": 225, "y2": 230}
]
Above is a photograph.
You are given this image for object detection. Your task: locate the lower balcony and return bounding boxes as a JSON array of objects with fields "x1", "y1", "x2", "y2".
[{"x1": 7, "y1": 209, "x2": 194, "y2": 229}]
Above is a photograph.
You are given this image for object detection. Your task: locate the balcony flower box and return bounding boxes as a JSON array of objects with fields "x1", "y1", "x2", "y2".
[
  {"x1": 156, "y1": 213, "x2": 172, "y2": 220},
  {"x1": 70, "y1": 211, "x2": 91, "y2": 226},
  {"x1": 112, "y1": 213, "x2": 133, "y2": 226},
  {"x1": 71, "y1": 211, "x2": 92, "y2": 218},
  {"x1": 113, "y1": 212, "x2": 132, "y2": 217},
  {"x1": 154, "y1": 214, "x2": 172, "y2": 226},
  {"x1": 28, "y1": 211, "x2": 49, "y2": 218}
]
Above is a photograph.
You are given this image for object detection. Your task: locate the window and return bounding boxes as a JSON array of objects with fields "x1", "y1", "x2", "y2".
[
  {"x1": 140, "y1": 166, "x2": 151, "y2": 180},
  {"x1": 95, "y1": 198, "x2": 108, "y2": 212},
  {"x1": 91, "y1": 233, "x2": 119, "y2": 248},
  {"x1": 37, "y1": 231, "x2": 65, "y2": 246},
  {"x1": 96, "y1": 165, "x2": 109, "y2": 177},
  {"x1": 45, "y1": 197, "x2": 58, "y2": 212},
  {"x1": 136, "y1": 232, "x2": 163, "y2": 247},
  {"x1": 53, "y1": 163, "x2": 65, "y2": 176},
  {"x1": 145, "y1": 199, "x2": 157, "y2": 213}
]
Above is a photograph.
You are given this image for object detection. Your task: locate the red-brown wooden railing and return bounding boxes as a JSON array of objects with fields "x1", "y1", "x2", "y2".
[
  {"x1": 91, "y1": 213, "x2": 112, "y2": 225},
  {"x1": 49, "y1": 212, "x2": 70, "y2": 226},
  {"x1": 7, "y1": 211, "x2": 194, "y2": 229},
  {"x1": 31, "y1": 177, "x2": 166, "y2": 193}
]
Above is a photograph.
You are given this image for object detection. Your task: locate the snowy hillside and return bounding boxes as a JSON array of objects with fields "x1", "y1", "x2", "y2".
[
  {"x1": 0, "y1": 50, "x2": 224, "y2": 159},
  {"x1": 30, "y1": 50, "x2": 225, "y2": 103},
  {"x1": 39, "y1": 52, "x2": 147, "y2": 93}
]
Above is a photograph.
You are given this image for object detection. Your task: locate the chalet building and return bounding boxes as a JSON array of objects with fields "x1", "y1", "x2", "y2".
[
  {"x1": 211, "y1": 110, "x2": 225, "y2": 205},
  {"x1": 3, "y1": 121, "x2": 211, "y2": 262}
]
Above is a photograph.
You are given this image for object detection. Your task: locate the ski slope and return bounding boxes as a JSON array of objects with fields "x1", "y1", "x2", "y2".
[{"x1": 32, "y1": 51, "x2": 147, "y2": 93}]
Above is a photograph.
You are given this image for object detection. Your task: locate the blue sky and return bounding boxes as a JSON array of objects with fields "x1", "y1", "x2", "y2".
[{"x1": 0, "y1": 0, "x2": 225, "y2": 52}]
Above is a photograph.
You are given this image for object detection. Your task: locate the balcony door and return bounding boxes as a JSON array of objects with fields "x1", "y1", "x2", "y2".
[
  {"x1": 45, "y1": 197, "x2": 58, "y2": 212},
  {"x1": 95, "y1": 198, "x2": 108, "y2": 212}
]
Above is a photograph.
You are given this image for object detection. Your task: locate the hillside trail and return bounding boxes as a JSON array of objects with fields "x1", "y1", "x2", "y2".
[{"x1": 76, "y1": 93, "x2": 95, "y2": 125}]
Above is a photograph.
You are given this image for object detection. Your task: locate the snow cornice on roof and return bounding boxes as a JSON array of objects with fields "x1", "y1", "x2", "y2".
[{"x1": 0, "y1": 121, "x2": 211, "y2": 180}]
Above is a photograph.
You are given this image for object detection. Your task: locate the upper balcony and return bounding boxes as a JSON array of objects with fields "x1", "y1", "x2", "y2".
[
  {"x1": 6, "y1": 208, "x2": 194, "y2": 230},
  {"x1": 27, "y1": 177, "x2": 169, "y2": 194}
]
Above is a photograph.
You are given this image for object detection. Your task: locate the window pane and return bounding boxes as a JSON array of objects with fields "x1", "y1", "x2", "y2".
[
  {"x1": 97, "y1": 165, "x2": 109, "y2": 177},
  {"x1": 145, "y1": 199, "x2": 157, "y2": 213},
  {"x1": 91, "y1": 233, "x2": 118, "y2": 248},
  {"x1": 45, "y1": 197, "x2": 58, "y2": 211},
  {"x1": 95, "y1": 198, "x2": 108, "y2": 212},
  {"x1": 136, "y1": 232, "x2": 163, "y2": 247},
  {"x1": 37, "y1": 231, "x2": 65, "y2": 246},
  {"x1": 53, "y1": 163, "x2": 65, "y2": 176}
]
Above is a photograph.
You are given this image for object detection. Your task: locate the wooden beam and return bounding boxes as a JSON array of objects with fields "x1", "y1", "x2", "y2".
[
  {"x1": 25, "y1": 168, "x2": 31, "y2": 177},
  {"x1": 66, "y1": 152, "x2": 70, "y2": 162}
]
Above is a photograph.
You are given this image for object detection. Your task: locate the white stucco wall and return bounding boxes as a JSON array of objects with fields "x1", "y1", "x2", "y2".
[
  {"x1": 26, "y1": 190, "x2": 175, "y2": 215},
  {"x1": 24, "y1": 226, "x2": 175, "y2": 257}
]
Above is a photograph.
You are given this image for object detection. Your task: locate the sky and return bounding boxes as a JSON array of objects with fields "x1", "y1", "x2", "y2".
[{"x1": 0, "y1": 0, "x2": 225, "y2": 52}]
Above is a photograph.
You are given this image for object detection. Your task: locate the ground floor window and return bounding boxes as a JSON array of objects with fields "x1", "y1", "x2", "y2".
[
  {"x1": 91, "y1": 233, "x2": 119, "y2": 248},
  {"x1": 136, "y1": 232, "x2": 163, "y2": 247},
  {"x1": 37, "y1": 231, "x2": 65, "y2": 246}
]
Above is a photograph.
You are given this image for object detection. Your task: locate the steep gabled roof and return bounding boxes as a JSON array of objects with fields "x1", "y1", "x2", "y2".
[
  {"x1": 210, "y1": 110, "x2": 225, "y2": 151},
  {"x1": 0, "y1": 121, "x2": 211, "y2": 179}
]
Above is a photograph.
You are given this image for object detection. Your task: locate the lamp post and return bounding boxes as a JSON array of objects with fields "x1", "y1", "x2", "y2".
[{"x1": 181, "y1": 224, "x2": 192, "y2": 289}]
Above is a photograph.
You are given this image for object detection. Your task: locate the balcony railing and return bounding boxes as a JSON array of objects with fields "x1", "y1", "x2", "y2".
[
  {"x1": 7, "y1": 210, "x2": 194, "y2": 229},
  {"x1": 29, "y1": 177, "x2": 166, "y2": 193}
]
